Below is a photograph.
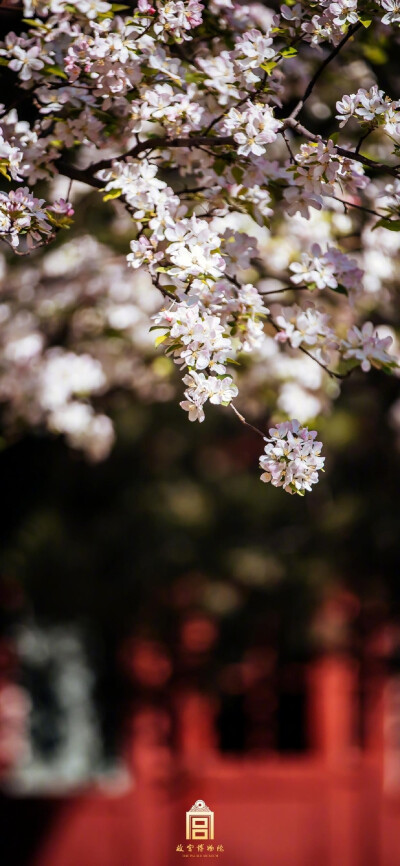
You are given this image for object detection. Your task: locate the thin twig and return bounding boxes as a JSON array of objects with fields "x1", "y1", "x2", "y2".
[
  {"x1": 297, "y1": 344, "x2": 350, "y2": 380},
  {"x1": 204, "y1": 93, "x2": 249, "y2": 136},
  {"x1": 154, "y1": 273, "x2": 176, "y2": 301},
  {"x1": 231, "y1": 403, "x2": 266, "y2": 439},
  {"x1": 282, "y1": 129, "x2": 296, "y2": 163},
  {"x1": 259, "y1": 285, "x2": 309, "y2": 296},
  {"x1": 324, "y1": 192, "x2": 385, "y2": 219},
  {"x1": 266, "y1": 313, "x2": 349, "y2": 381},
  {"x1": 355, "y1": 129, "x2": 372, "y2": 154},
  {"x1": 290, "y1": 22, "x2": 362, "y2": 121}
]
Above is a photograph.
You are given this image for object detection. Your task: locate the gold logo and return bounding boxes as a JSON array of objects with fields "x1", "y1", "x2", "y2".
[{"x1": 186, "y1": 799, "x2": 215, "y2": 841}]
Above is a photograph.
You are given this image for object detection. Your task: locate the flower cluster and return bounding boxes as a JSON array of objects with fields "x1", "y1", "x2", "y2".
[
  {"x1": 154, "y1": 0, "x2": 204, "y2": 41},
  {"x1": 154, "y1": 302, "x2": 231, "y2": 374},
  {"x1": 273, "y1": 303, "x2": 338, "y2": 363},
  {"x1": 180, "y1": 371, "x2": 238, "y2": 422},
  {"x1": 341, "y1": 322, "x2": 395, "y2": 372},
  {"x1": 290, "y1": 244, "x2": 363, "y2": 293},
  {"x1": 284, "y1": 140, "x2": 369, "y2": 217},
  {"x1": 0, "y1": 188, "x2": 73, "y2": 250},
  {"x1": 259, "y1": 421, "x2": 325, "y2": 495},
  {"x1": 153, "y1": 301, "x2": 238, "y2": 419},
  {"x1": 336, "y1": 86, "x2": 400, "y2": 136},
  {"x1": 222, "y1": 102, "x2": 282, "y2": 157},
  {"x1": 281, "y1": 1, "x2": 360, "y2": 46}
]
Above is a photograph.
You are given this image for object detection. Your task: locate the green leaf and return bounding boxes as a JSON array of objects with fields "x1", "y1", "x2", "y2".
[
  {"x1": 43, "y1": 64, "x2": 68, "y2": 80},
  {"x1": 358, "y1": 15, "x2": 372, "y2": 27},
  {"x1": 185, "y1": 71, "x2": 205, "y2": 84},
  {"x1": 373, "y1": 218, "x2": 400, "y2": 232},
  {"x1": 331, "y1": 283, "x2": 348, "y2": 296},
  {"x1": 232, "y1": 165, "x2": 244, "y2": 184},
  {"x1": 22, "y1": 18, "x2": 48, "y2": 28},
  {"x1": 164, "y1": 341, "x2": 181, "y2": 354},
  {"x1": 103, "y1": 189, "x2": 123, "y2": 201},
  {"x1": 280, "y1": 47, "x2": 297, "y2": 58},
  {"x1": 260, "y1": 60, "x2": 277, "y2": 75},
  {"x1": 380, "y1": 360, "x2": 398, "y2": 374},
  {"x1": 213, "y1": 159, "x2": 227, "y2": 176},
  {"x1": 111, "y1": 3, "x2": 130, "y2": 9},
  {"x1": 155, "y1": 334, "x2": 168, "y2": 347}
]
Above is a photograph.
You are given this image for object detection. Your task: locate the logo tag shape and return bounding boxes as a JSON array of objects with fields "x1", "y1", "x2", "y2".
[{"x1": 186, "y1": 800, "x2": 214, "y2": 841}]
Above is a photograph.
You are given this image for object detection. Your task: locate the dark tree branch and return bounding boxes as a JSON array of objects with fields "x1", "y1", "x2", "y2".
[{"x1": 89, "y1": 135, "x2": 235, "y2": 174}]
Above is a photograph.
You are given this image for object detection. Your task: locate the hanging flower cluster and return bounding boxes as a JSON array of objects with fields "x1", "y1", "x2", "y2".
[{"x1": 259, "y1": 421, "x2": 325, "y2": 495}]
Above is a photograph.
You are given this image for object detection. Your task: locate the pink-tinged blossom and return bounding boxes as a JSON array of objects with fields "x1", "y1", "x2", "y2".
[
  {"x1": 222, "y1": 102, "x2": 282, "y2": 157},
  {"x1": 96, "y1": 158, "x2": 178, "y2": 222},
  {"x1": 336, "y1": 86, "x2": 400, "y2": 137},
  {"x1": 290, "y1": 244, "x2": 362, "y2": 293},
  {"x1": 164, "y1": 217, "x2": 225, "y2": 280},
  {"x1": 154, "y1": 302, "x2": 232, "y2": 374},
  {"x1": 233, "y1": 28, "x2": 276, "y2": 85},
  {"x1": 341, "y1": 322, "x2": 397, "y2": 372},
  {"x1": 180, "y1": 370, "x2": 238, "y2": 421},
  {"x1": 273, "y1": 302, "x2": 337, "y2": 362},
  {"x1": 329, "y1": 0, "x2": 358, "y2": 26},
  {"x1": 0, "y1": 187, "x2": 72, "y2": 250},
  {"x1": 138, "y1": 0, "x2": 156, "y2": 12},
  {"x1": 7, "y1": 45, "x2": 49, "y2": 82},
  {"x1": 196, "y1": 52, "x2": 236, "y2": 104},
  {"x1": 153, "y1": 0, "x2": 204, "y2": 40},
  {"x1": 259, "y1": 420, "x2": 325, "y2": 495},
  {"x1": 234, "y1": 28, "x2": 275, "y2": 71},
  {"x1": 284, "y1": 140, "x2": 368, "y2": 218},
  {"x1": 127, "y1": 237, "x2": 164, "y2": 272},
  {"x1": 75, "y1": 1, "x2": 112, "y2": 17},
  {"x1": 301, "y1": 15, "x2": 333, "y2": 46}
]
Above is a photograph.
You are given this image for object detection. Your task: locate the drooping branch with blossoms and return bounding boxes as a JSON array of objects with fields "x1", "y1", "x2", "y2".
[{"x1": 0, "y1": 0, "x2": 399, "y2": 494}]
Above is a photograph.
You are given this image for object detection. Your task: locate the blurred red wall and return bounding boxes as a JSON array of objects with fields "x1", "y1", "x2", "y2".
[{"x1": 3, "y1": 653, "x2": 399, "y2": 866}]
